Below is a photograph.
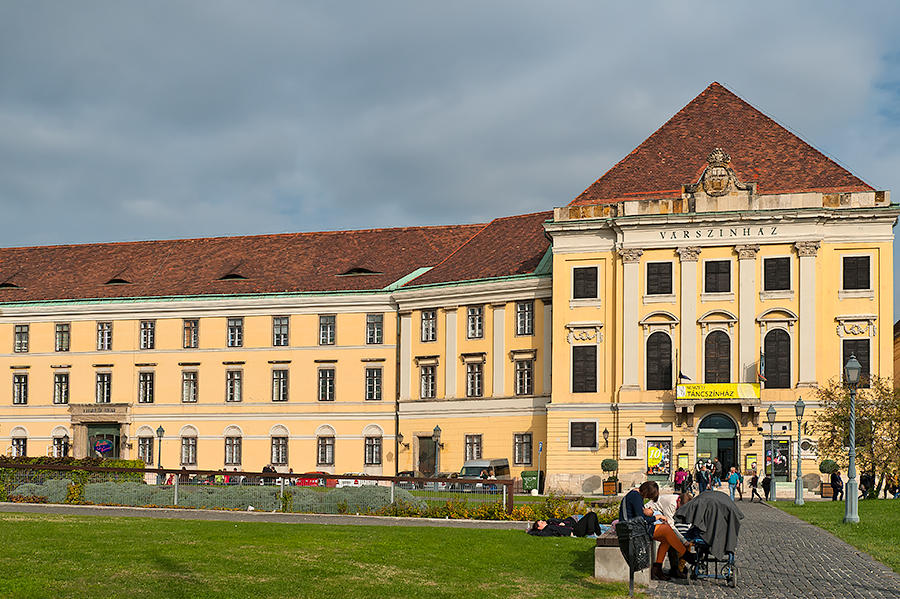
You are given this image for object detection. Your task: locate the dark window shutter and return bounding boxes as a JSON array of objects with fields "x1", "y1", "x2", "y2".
[
  {"x1": 843, "y1": 339, "x2": 871, "y2": 387},
  {"x1": 572, "y1": 345, "x2": 597, "y2": 393},
  {"x1": 705, "y1": 260, "x2": 730, "y2": 293},
  {"x1": 764, "y1": 258, "x2": 790, "y2": 291},
  {"x1": 646, "y1": 332, "x2": 672, "y2": 390},
  {"x1": 704, "y1": 331, "x2": 731, "y2": 383},
  {"x1": 763, "y1": 329, "x2": 791, "y2": 389},
  {"x1": 573, "y1": 267, "x2": 598, "y2": 299},
  {"x1": 571, "y1": 422, "x2": 597, "y2": 448},
  {"x1": 647, "y1": 263, "x2": 672, "y2": 295},
  {"x1": 843, "y1": 257, "x2": 870, "y2": 290}
]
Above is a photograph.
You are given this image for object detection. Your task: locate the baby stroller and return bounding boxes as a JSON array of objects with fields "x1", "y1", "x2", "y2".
[{"x1": 674, "y1": 490, "x2": 743, "y2": 587}]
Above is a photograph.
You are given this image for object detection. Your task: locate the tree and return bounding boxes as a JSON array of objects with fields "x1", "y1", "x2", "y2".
[{"x1": 813, "y1": 376, "x2": 900, "y2": 496}]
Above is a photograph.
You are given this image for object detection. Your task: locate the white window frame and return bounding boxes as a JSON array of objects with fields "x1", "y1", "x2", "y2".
[
  {"x1": 225, "y1": 436, "x2": 242, "y2": 466},
  {"x1": 318, "y1": 367, "x2": 335, "y2": 401},
  {"x1": 13, "y1": 324, "x2": 29, "y2": 353},
  {"x1": 364, "y1": 436, "x2": 382, "y2": 466},
  {"x1": 183, "y1": 319, "x2": 199, "y2": 349},
  {"x1": 272, "y1": 369, "x2": 289, "y2": 402},
  {"x1": 366, "y1": 314, "x2": 383, "y2": 345},
  {"x1": 139, "y1": 320, "x2": 155, "y2": 350},
  {"x1": 227, "y1": 317, "x2": 244, "y2": 347},
  {"x1": 225, "y1": 370, "x2": 243, "y2": 402},
  {"x1": 466, "y1": 306, "x2": 484, "y2": 339},
  {"x1": 271, "y1": 436, "x2": 288, "y2": 465},
  {"x1": 514, "y1": 359, "x2": 534, "y2": 396},
  {"x1": 465, "y1": 434, "x2": 483, "y2": 461},
  {"x1": 421, "y1": 310, "x2": 437, "y2": 342},
  {"x1": 272, "y1": 316, "x2": 289, "y2": 347},
  {"x1": 182, "y1": 371, "x2": 198, "y2": 403},
  {"x1": 138, "y1": 437, "x2": 154, "y2": 465},
  {"x1": 181, "y1": 436, "x2": 197, "y2": 466},
  {"x1": 514, "y1": 432, "x2": 533, "y2": 466},
  {"x1": 317, "y1": 436, "x2": 335, "y2": 466},
  {"x1": 138, "y1": 371, "x2": 155, "y2": 404},
  {"x1": 365, "y1": 367, "x2": 382, "y2": 401},
  {"x1": 55, "y1": 323, "x2": 70, "y2": 352},
  {"x1": 95, "y1": 372, "x2": 112, "y2": 403},
  {"x1": 12, "y1": 373, "x2": 28, "y2": 405},
  {"x1": 516, "y1": 301, "x2": 534, "y2": 336},
  {"x1": 319, "y1": 315, "x2": 336, "y2": 345},
  {"x1": 466, "y1": 362, "x2": 483, "y2": 397},
  {"x1": 97, "y1": 321, "x2": 113, "y2": 351},
  {"x1": 420, "y1": 365, "x2": 436, "y2": 399},
  {"x1": 53, "y1": 372, "x2": 70, "y2": 405}
]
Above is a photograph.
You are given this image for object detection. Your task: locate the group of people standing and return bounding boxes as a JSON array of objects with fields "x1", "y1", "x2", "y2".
[{"x1": 672, "y1": 458, "x2": 747, "y2": 502}]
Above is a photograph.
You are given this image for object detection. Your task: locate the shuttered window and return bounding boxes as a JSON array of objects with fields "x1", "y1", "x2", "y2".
[
  {"x1": 704, "y1": 260, "x2": 731, "y2": 293},
  {"x1": 763, "y1": 258, "x2": 790, "y2": 291},
  {"x1": 763, "y1": 329, "x2": 791, "y2": 389},
  {"x1": 646, "y1": 332, "x2": 672, "y2": 390},
  {"x1": 646, "y1": 263, "x2": 672, "y2": 295},
  {"x1": 573, "y1": 267, "x2": 598, "y2": 299},
  {"x1": 704, "y1": 331, "x2": 731, "y2": 383},
  {"x1": 842, "y1": 339, "x2": 870, "y2": 388},
  {"x1": 570, "y1": 422, "x2": 597, "y2": 448},
  {"x1": 843, "y1": 256, "x2": 870, "y2": 290},
  {"x1": 572, "y1": 345, "x2": 597, "y2": 393}
]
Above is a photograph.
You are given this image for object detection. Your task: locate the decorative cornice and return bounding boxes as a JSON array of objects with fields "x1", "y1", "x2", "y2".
[
  {"x1": 676, "y1": 246, "x2": 701, "y2": 262},
  {"x1": 618, "y1": 248, "x2": 644, "y2": 264},
  {"x1": 794, "y1": 240, "x2": 821, "y2": 257},
  {"x1": 735, "y1": 244, "x2": 760, "y2": 260}
]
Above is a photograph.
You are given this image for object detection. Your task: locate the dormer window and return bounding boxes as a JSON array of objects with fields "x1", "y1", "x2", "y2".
[
  {"x1": 339, "y1": 267, "x2": 382, "y2": 276},
  {"x1": 105, "y1": 277, "x2": 131, "y2": 285},
  {"x1": 218, "y1": 272, "x2": 247, "y2": 281},
  {"x1": 0, "y1": 281, "x2": 21, "y2": 289}
]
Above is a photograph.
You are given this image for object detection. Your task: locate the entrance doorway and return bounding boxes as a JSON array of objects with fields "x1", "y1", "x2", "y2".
[
  {"x1": 417, "y1": 437, "x2": 436, "y2": 476},
  {"x1": 87, "y1": 424, "x2": 120, "y2": 459},
  {"x1": 696, "y1": 413, "x2": 738, "y2": 475}
]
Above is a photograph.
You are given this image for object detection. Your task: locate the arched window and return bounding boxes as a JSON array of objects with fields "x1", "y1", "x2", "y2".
[
  {"x1": 763, "y1": 329, "x2": 791, "y2": 389},
  {"x1": 704, "y1": 331, "x2": 731, "y2": 383},
  {"x1": 646, "y1": 332, "x2": 672, "y2": 390}
]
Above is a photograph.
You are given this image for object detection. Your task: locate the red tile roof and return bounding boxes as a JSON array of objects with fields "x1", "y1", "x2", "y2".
[
  {"x1": 571, "y1": 82, "x2": 873, "y2": 206},
  {"x1": 409, "y1": 211, "x2": 553, "y2": 286},
  {"x1": 0, "y1": 224, "x2": 484, "y2": 302}
]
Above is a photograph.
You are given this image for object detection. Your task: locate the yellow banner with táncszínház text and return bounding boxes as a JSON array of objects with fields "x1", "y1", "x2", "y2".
[{"x1": 675, "y1": 383, "x2": 760, "y2": 400}]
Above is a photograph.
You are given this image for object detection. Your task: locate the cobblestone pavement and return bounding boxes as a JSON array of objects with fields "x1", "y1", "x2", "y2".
[{"x1": 649, "y1": 499, "x2": 900, "y2": 599}]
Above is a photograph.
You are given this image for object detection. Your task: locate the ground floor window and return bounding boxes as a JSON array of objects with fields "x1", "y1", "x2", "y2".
[
  {"x1": 271, "y1": 437, "x2": 288, "y2": 466},
  {"x1": 465, "y1": 434, "x2": 482, "y2": 461},
  {"x1": 11, "y1": 437, "x2": 26, "y2": 457},
  {"x1": 514, "y1": 433, "x2": 532, "y2": 465},
  {"x1": 317, "y1": 436, "x2": 334, "y2": 466},
  {"x1": 181, "y1": 437, "x2": 197, "y2": 466},
  {"x1": 225, "y1": 437, "x2": 242, "y2": 465},
  {"x1": 364, "y1": 437, "x2": 382, "y2": 466},
  {"x1": 138, "y1": 437, "x2": 153, "y2": 465},
  {"x1": 569, "y1": 421, "x2": 597, "y2": 449}
]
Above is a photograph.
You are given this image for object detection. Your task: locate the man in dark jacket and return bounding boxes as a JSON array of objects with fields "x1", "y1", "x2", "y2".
[
  {"x1": 696, "y1": 465, "x2": 710, "y2": 493},
  {"x1": 830, "y1": 470, "x2": 844, "y2": 501},
  {"x1": 528, "y1": 512, "x2": 603, "y2": 537}
]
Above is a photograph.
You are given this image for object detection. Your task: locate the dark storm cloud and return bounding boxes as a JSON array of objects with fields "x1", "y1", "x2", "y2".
[{"x1": 1, "y1": 0, "x2": 899, "y2": 254}]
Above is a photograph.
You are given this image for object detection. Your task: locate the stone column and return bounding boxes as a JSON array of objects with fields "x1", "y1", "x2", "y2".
[
  {"x1": 542, "y1": 300, "x2": 552, "y2": 395},
  {"x1": 619, "y1": 248, "x2": 643, "y2": 391},
  {"x1": 736, "y1": 245, "x2": 760, "y2": 383},
  {"x1": 676, "y1": 247, "x2": 701, "y2": 382},
  {"x1": 444, "y1": 308, "x2": 458, "y2": 398},
  {"x1": 399, "y1": 311, "x2": 412, "y2": 400},
  {"x1": 492, "y1": 303, "x2": 506, "y2": 397},
  {"x1": 795, "y1": 241, "x2": 820, "y2": 387}
]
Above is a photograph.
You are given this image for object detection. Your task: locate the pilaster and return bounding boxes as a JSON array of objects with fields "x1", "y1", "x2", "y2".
[
  {"x1": 492, "y1": 303, "x2": 506, "y2": 397},
  {"x1": 444, "y1": 308, "x2": 458, "y2": 398},
  {"x1": 399, "y1": 311, "x2": 412, "y2": 400},
  {"x1": 796, "y1": 241, "x2": 820, "y2": 387},
  {"x1": 619, "y1": 248, "x2": 643, "y2": 391},
  {"x1": 676, "y1": 247, "x2": 701, "y2": 382},
  {"x1": 736, "y1": 245, "x2": 759, "y2": 383}
]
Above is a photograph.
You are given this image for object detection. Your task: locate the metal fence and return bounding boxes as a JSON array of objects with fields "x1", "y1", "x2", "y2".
[{"x1": 0, "y1": 462, "x2": 515, "y2": 517}]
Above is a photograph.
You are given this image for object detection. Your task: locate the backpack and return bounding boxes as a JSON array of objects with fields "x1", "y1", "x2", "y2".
[{"x1": 615, "y1": 494, "x2": 652, "y2": 572}]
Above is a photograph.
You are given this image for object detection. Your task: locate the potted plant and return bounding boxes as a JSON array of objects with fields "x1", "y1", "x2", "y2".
[
  {"x1": 601, "y1": 459, "x2": 619, "y2": 495},
  {"x1": 819, "y1": 459, "x2": 838, "y2": 498}
]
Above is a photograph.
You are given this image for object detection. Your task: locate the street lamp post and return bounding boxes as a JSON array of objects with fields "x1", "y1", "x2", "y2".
[
  {"x1": 844, "y1": 356, "x2": 861, "y2": 524},
  {"x1": 766, "y1": 405, "x2": 776, "y2": 501},
  {"x1": 431, "y1": 425, "x2": 443, "y2": 476},
  {"x1": 156, "y1": 425, "x2": 165, "y2": 485},
  {"x1": 62, "y1": 433, "x2": 70, "y2": 458},
  {"x1": 794, "y1": 397, "x2": 805, "y2": 506}
]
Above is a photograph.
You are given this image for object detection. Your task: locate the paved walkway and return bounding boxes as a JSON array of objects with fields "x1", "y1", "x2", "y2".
[{"x1": 649, "y1": 499, "x2": 900, "y2": 599}]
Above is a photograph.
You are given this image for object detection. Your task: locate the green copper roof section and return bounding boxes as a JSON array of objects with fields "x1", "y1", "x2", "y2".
[
  {"x1": 534, "y1": 247, "x2": 553, "y2": 276},
  {"x1": 383, "y1": 266, "x2": 432, "y2": 291},
  {"x1": 399, "y1": 270, "x2": 550, "y2": 292}
]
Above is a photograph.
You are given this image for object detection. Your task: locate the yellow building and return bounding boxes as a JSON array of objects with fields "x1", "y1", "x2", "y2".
[{"x1": 1, "y1": 83, "x2": 896, "y2": 494}]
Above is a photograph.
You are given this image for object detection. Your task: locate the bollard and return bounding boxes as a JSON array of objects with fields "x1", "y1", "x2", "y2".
[
  {"x1": 390, "y1": 481, "x2": 395, "y2": 504},
  {"x1": 280, "y1": 477, "x2": 285, "y2": 498},
  {"x1": 174, "y1": 476, "x2": 179, "y2": 505}
]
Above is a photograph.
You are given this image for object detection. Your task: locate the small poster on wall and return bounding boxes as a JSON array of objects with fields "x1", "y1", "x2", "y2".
[
  {"x1": 646, "y1": 439, "x2": 672, "y2": 476},
  {"x1": 677, "y1": 453, "x2": 689, "y2": 469}
]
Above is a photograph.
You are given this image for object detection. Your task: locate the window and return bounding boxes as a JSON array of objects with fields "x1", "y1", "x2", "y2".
[
  {"x1": 13, "y1": 324, "x2": 28, "y2": 353},
  {"x1": 227, "y1": 318, "x2": 244, "y2": 347},
  {"x1": 96, "y1": 372, "x2": 111, "y2": 403},
  {"x1": 646, "y1": 332, "x2": 672, "y2": 390},
  {"x1": 467, "y1": 306, "x2": 484, "y2": 339},
  {"x1": 11, "y1": 438, "x2": 26, "y2": 457},
  {"x1": 843, "y1": 256, "x2": 870, "y2": 290},
  {"x1": 138, "y1": 372, "x2": 155, "y2": 403},
  {"x1": 138, "y1": 437, "x2": 154, "y2": 465},
  {"x1": 53, "y1": 373, "x2": 69, "y2": 404},
  {"x1": 55, "y1": 323, "x2": 70, "y2": 352},
  {"x1": 272, "y1": 316, "x2": 289, "y2": 346},
  {"x1": 12, "y1": 374, "x2": 27, "y2": 405},
  {"x1": 465, "y1": 434, "x2": 483, "y2": 461},
  {"x1": 53, "y1": 436, "x2": 69, "y2": 458},
  {"x1": 466, "y1": 363, "x2": 483, "y2": 397},
  {"x1": 225, "y1": 436, "x2": 242, "y2": 465},
  {"x1": 318, "y1": 368, "x2": 335, "y2": 401},
  {"x1": 319, "y1": 315, "x2": 336, "y2": 345},
  {"x1": 763, "y1": 257, "x2": 790, "y2": 291},
  {"x1": 272, "y1": 369, "x2": 289, "y2": 402},
  {"x1": 625, "y1": 437, "x2": 638, "y2": 457},
  {"x1": 225, "y1": 370, "x2": 242, "y2": 402},
  {"x1": 515, "y1": 360, "x2": 533, "y2": 396},
  {"x1": 420, "y1": 365, "x2": 436, "y2": 399},
  {"x1": 572, "y1": 345, "x2": 597, "y2": 393},
  {"x1": 516, "y1": 301, "x2": 534, "y2": 336},
  {"x1": 182, "y1": 371, "x2": 198, "y2": 403},
  {"x1": 271, "y1": 437, "x2": 288, "y2": 465},
  {"x1": 704, "y1": 260, "x2": 731, "y2": 293},
  {"x1": 364, "y1": 437, "x2": 382, "y2": 466},
  {"x1": 365, "y1": 367, "x2": 382, "y2": 401},
  {"x1": 366, "y1": 314, "x2": 383, "y2": 344},
  {"x1": 139, "y1": 320, "x2": 155, "y2": 349},
  {"x1": 97, "y1": 322, "x2": 113, "y2": 351},
  {"x1": 514, "y1": 433, "x2": 533, "y2": 465},
  {"x1": 763, "y1": 329, "x2": 791, "y2": 389},
  {"x1": 843, "y1": 339, "x2": 871, "y2": 388},
  {"x1": 646, "y1": 262, "x2": 672, "y2": 295},
  {"x1": 570, "y1": 422, "x2": 597, "y2": 449},
  {"x1": 573, "y1": 267, "x2": 598, "y2": 299},
  {"x1": 181, "y1": 437, "x2": 197, "y2": 466},
  {"x1": 183, "y1": 319, "x2": 199, "y2": 348},
  {"x1": 704, "y1": 331, "x2": 731, "y2": 383},
  {"x1": 421, "y1": 310, "x2": 437, "y2": 342},
  {"x1": 317, "y1": 436, "x2": 335, "y2": 465}
]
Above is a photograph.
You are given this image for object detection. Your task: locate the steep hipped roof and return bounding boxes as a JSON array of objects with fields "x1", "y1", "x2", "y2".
[
  {"x1": 571, "y1": 82, "x2": 873, "y2": 205},
  {"x1": 409, "y1": 211, "x2": 553, "y2": 286},
  {"x1": 0, "y1": 224, "x2": 483, "y2": 303}
]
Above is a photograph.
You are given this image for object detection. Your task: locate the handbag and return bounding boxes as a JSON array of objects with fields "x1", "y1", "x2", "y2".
[{"x1": 615, "y1": 494, "x2": 652, "y2": 571}]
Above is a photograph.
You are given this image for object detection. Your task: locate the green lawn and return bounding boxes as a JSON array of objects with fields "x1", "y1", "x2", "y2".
[
  {"x1": 0, "y1": 512, "x2": 630, "y2": 599},
  {"x1": 775, "y1": 500, "x2": 900, "y2": 573}
]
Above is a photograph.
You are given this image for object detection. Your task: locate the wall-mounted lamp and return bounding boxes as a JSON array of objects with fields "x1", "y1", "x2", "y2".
[
  {"x1": 678, "y1": 438, "x2": 686, "y2": 447},
  {"x1": 397, "y1": 432, "x2": 410, "y2": 450},
  {"x1": 602, "y1": 428, "x2": 609, "y2": 447},
  {"x1": 748, "y1": 438, "x2": 755, "y2": 446},
  {"x1": 432, "y1": 425, "x2": 444, "y2": 449},
  {"x1": 628, "y1": 423, "x2": 633, "y2": 436}
]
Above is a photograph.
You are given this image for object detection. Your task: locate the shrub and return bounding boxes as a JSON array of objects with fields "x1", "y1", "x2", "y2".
[
  {"x1": 819, "y1": 459, "x2": 839, "y2": 474},
  {"x1": 601, "y1": 459, "x2": 618, "y2": 472},
  {"x1": 10, "y1": 479, "x2": 72, "y2": 504}
]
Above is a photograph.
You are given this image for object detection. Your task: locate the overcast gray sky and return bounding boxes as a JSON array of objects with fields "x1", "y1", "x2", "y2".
[{"x1": 2, "y1": 2, "x2": 900, "y2": 313}]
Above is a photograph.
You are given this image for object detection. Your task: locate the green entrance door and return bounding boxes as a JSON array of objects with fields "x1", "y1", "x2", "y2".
[
  {"x1": 696, "y1": 414, "x2": 738, "y2": 474},
  {"x1": 87, "y1": 424, "x2": 120, "y2": 459}
]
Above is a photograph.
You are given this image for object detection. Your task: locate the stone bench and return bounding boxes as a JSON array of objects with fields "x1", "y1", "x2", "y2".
[{"x1": 593, "y1": 530, "x2": 656, "y2": 586}]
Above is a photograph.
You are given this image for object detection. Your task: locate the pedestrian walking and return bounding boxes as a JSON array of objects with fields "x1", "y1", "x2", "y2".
[
  {"x1": 749, "y1": 471, "x2": 763, "y2": 502},
  {"x1": 727, "y1": 466, "x2": 741, "y2": 501},
  {"x1": 830, "y1": 469, "x2": 844, "y2": 501},
  {"x1": 712, "y1": 458, "x2": 723, "y2": 488}
]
